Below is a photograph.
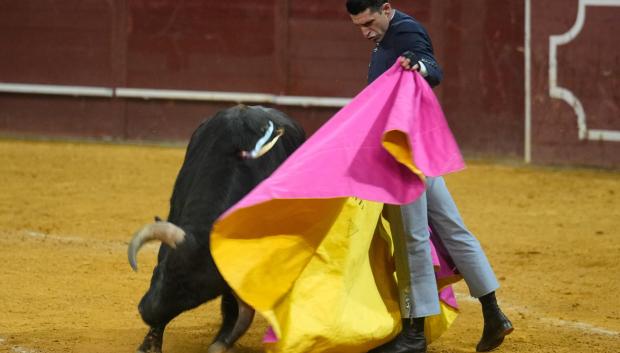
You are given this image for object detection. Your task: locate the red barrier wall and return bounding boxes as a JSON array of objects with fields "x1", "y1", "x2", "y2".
[
  {"x1": 530, "y1": 0, "x2": 620, "y2": 167},
  {"x1": 1, "y1": 1, "x2": 618, "y2": 167}
]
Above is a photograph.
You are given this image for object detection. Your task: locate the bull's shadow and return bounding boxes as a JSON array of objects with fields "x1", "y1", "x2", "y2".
[{"x1": 127, "y1": 105, "x2": 306, "y2": 353}]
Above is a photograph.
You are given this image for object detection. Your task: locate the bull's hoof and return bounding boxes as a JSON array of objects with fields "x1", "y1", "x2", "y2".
[
  {"x1": 136, "y1": 348, "x2": 161, "y2": 353},
  {"x1": 207, "y1": 341, "x2": 230, "y2": 353},
  {"x1": 136, "y1": 344, "x2": 162, "y2": 353},
  {"x1": 137, "y1": 327, "x2": 163, "y2": 353},
  {"x1": 136, "y1": 346, "x2": 162, "y2": 353}
]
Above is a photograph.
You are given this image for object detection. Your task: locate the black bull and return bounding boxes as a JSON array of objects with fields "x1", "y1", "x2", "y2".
[{"x1": 127, "y1": 105, "x2": 306, "y2": 353}]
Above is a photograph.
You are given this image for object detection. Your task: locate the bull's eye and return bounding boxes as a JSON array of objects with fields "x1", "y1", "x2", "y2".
[{"x1": 238, "y1": 147, "x2": 255, "y2": 160}]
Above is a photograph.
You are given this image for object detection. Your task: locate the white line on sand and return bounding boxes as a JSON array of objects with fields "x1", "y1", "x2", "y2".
[
  {"x1": 11, "y1": 347, "x2": 39, "y2": 353},
  {"x1": 1, "y1": 230, "x2": 159, "y2": 252},
  {"x1": 456, "y1": 293, "x2": 619, "y2": 337},
  {"x1": 0, "y1": 336, "x2": 40, "y2": 353}
]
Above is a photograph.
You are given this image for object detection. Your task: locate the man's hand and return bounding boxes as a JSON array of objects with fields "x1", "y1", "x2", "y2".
[{"x1": 399, "y1": 51, "x2": 420, "y2": 71}]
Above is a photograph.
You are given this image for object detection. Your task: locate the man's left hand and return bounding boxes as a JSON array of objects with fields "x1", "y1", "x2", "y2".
[{"x1": 399, "y1": 51, "x2": 420, "y2": 71}]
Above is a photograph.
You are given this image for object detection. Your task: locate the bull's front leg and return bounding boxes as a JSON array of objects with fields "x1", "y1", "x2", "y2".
[
  {"x1": 137, "y1": 325, "x2": 165, "y2": 353},
  {"x1": 208, "y1": 291, "x2": 255, "y2": 353}
]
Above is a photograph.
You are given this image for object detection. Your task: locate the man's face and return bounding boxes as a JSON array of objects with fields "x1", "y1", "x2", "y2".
[{"x1": 350, "y1": 3, "x2": 392, "y2": 43}]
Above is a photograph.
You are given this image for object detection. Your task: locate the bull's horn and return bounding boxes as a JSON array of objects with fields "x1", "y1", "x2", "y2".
[
  {"x1": 127, "y1": 222, "x2": 186, "y2": 272},
  {"x1": 239, "y1": 120, "x2": 285, "y2": 159}
]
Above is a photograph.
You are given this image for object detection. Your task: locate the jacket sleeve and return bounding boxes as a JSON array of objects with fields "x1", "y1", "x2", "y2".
[{"x1": 394, "y1": 31, "x2": 443, "y2": 88}]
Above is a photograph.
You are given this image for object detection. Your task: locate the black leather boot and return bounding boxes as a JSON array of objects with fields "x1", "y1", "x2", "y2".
[
  {"x1": 368, "y1": 318, "x2": 427, "y2": 353},
  {"x1": 476, "y1": 292, "x2": 514, "y2": 352}
]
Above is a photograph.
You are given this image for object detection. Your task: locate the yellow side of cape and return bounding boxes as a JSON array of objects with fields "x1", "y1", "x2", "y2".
[{"x1": 211, "y1": 196, "x2": 457, "y2": 353}]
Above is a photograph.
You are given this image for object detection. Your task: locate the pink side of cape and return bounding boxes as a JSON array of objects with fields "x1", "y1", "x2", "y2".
[{"x1": 223, "y1": 62, "x2": 464, "y2": 218}]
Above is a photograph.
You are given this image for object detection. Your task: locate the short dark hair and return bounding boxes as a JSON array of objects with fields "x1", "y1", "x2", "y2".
[{"x1": 346, "y1": 0, "x2": 389, "y2": 15}]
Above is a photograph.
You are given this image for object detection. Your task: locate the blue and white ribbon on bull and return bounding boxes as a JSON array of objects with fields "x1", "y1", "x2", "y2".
[{"x1": 240, "y1": 120, "x2": 284, "y2": 159}]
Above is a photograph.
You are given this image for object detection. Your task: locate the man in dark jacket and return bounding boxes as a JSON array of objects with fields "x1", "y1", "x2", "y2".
[{"x1": 346, "y1": 1, "x2": 514, "y2": 353}]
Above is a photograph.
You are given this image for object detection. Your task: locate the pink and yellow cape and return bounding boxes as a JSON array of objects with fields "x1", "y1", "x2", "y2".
[{"x1": 211, "y1": 62, "x2": 465, "y2": 353}]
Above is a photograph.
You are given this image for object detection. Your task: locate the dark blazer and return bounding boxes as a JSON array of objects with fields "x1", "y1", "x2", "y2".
[{"x1": 367, "y1": 10, "x2": 443, "y2": 87}]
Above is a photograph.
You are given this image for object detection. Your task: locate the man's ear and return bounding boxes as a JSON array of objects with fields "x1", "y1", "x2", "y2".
[{"x1": 381, "y1": 2, "x2": 392, "y2": 14}]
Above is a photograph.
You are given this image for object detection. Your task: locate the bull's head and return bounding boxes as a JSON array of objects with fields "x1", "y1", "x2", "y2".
[{"x1": 128, "y1": 219, "x2": 189, "y2": 326}]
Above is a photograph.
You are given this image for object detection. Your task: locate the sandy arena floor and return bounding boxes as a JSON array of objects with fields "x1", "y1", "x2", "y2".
[{"x1": 0, "y1": 139, "x2": 619, "y2": 353}]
